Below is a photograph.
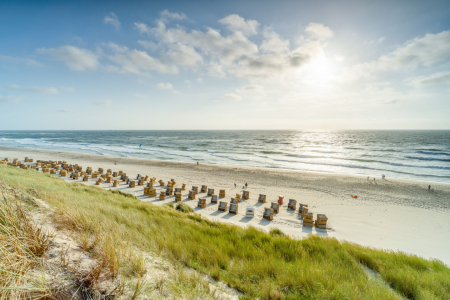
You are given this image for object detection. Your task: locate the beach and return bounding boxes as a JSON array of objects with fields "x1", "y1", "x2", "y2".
[{"x1": 2, "y1": 145, "x2": 450, "y2": 266}]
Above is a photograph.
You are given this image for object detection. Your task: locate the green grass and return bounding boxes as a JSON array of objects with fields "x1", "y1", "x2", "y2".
[{"x1": 1, "y1": 165, "x2": 449, "y2": 299}]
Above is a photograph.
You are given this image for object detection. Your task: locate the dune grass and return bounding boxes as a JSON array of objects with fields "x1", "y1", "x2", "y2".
[{"x1": 1, "y1": 165, "x2": 449, "y2": 299}]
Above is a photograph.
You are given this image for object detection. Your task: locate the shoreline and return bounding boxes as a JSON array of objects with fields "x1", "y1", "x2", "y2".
[
  {"x1": 1, "y1": 145, "x2": 450, "y2": 266},
  {"x1": 1, "y1": 145, "x2": 448, "y2": 186}
]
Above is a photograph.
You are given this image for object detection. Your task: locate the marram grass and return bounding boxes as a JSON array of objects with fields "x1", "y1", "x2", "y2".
[{"x1": 1, "y1": 165, "x2": 449, "y2": 300}]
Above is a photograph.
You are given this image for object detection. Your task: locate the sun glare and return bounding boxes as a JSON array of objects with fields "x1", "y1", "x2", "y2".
[{"x1": 301, "y1": 54, "x2": 335, "y2": 86}]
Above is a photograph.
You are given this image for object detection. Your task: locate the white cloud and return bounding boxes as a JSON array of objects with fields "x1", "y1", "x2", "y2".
[
  {"x1": 138, "y1": 40, "x2": 158, "y2": 51},
  {"x1": 37, "y1": 46, "x2": 99, "y2": 71},
  {"x1": 224, "y1": 93, "x2": 242, "y2": 100},
  {"x1": 261, "y1": 28, "x2": 290, "y2": 53},
  {"x1": 96, "y1": 100, "x2": 111, "y2": 105},
  {"x1": 56, "y1": 109, "x2": 72, "y2": 113},
  {"x1": 218, "y1": 14, "x2": 259, "y2": 36},
  {"x1": 0, "y1": 55, "x2": 43, "y2": 67},
  {"x1": 156, "y1": 82, "x2": 173, "y2": 90},
  {"x1": 304, "y1": 23, "x2": 334, "y2": 40},
  {"x1": 341, "y1": 30, "x2": 450, "y2": 81},
  {"x1": 108, "y1": 49, "x2": 178, "y2": 74},
  {"x1": 196, "y1": 78, "x2": 203, "y2": 83},
  {"x1": 207, "y1": 62, "x2": 226, "y2": 77},
  {"x1": 0, "y1": 95, "x2": 23, "y2": 103},
  {"x1": 104, "y1": 12, "x2": 120, "y2": 30},
  {"x1": 165, "y1": 43, "x2": 203, "y2": 68},
  {"x1": 407, "y1": 71, "x2": 450, "y2": 87},
  {"x1": 107, "y1": 42, "x2": 128, "y2": 53},
  {"x1": 60, "y1": 86, "x2": 74, "y2": 93},
  {"x1": 235, "y1": 85, "x2": 263, "y2": 94},
  {"x1": 184, "y1": 80, "x2": 191, "y2": 84},
  {"x1": 5, "y1": 85, "x2": 60, "y2": 95},
  {"x1": 160, "y1": 10, "x2": 188, "y2": 21},
  {"x1": 135, "y1": 22, "x2": 150, "y2": 34}
]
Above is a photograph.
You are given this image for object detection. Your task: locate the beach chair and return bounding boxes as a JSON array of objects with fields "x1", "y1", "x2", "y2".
[
  {"x1": 129, "y1": 180, "x2": 136, "y2": 188},
  {"x1": 303, "y1": 212, "x2": 314, "y2": 227},
  {"x1": 148, "y1": 188, "x2": 157, "y2": 197},
  {"x1": 165, "y1": 187, "x2": 174, "y2": 196},
  {"x1": 299, "y1": 203, "x2": 308, "y2": 213},
  {"x1": 98, "y1": 168, "x2": 104, "y2": 174},
  {"x1": 43, "y1": 168, "x2": 49, "y2": 174},
  {"x1": 201, "y1": 185, "x2": 207, "y2": 193},
  {"x1": 174, "y1": 188, "x2": 181, "y2": 194},
  {"x1": 192, "y1": 186, "x2": 199, "y2": 193},
  {"x1": 113, "y1": 180, "x2": 119, "y2": 187},
  {"x1": 278, "y1": 195, "x2": 284, "y2": 205},
  {"x1": 245, "y1": 206, "x2": 255, "y2": 218},
  {"x1": 207, "y1": 188, "x2": 214, "y2": 196},
  {"x1": 263, "y1": 208, "x2": 273, "y2": 220},
  {"x1": 159, "y1": 180, "x2": 164, "y2": 186},
  {"x1": 211, "y1": 195, "x2": 218, "y2": 204},
  {"x1": 92, "y1": 173, "x2": 98, "y2": 179},
  {"x1": 301, "y1": 206, "x2": 309, "y2": 219},
  {"x1": 288, "y1": 199, "x2": 297, "y2": 210},
  {"x1": 188, "y1": 190, "x2": 196, "y2": 200},
  {"x1": 258, "y1": 194, "x2": 266, "y2": 203},
  {"x1": 198, "y1": 198, "x2": 206, "y2": 208},
  {"x1": 68, "y1": 167, "x2": 73, "y2": 172},
  {"x1": 83, "y1": 175, "x2": 89, "y2": 182},
  {"x1": 219, "y1": 189, "x2": 225, "y2": 198},
  {"x1": 112, "y1": 172, "x2": 118, "y2": 177},
  {"x1": 138, "y1": 178, "x2": 145, "y2": 186},
  {"x1": 95, "y1": 178, "x2": 104, "y2": 185},
  {"x1": 118, "y1": 170, "x2": 123, "y2": 175},
  {"x1": 181, "y1": 183, "x2": 186, "y2": 190},
  {"x1": 315, "y1": 214, "x2": 328, "y2": 229},
  {"x1": 235, "y1": 194, "x2": 241, "y2": 202},
  {"x1": 230, "y1": 197, "x2": 237, "y2": 204},
  {"x1": 218, "y1": 201, "x2": 227, "y2": 211},
  {"x1": 242, "y1": 191, "x2": 249, "y2": 200},
  {"x1": 229, "y1": 203, "x2": 238, "y2": 215},
  {"x1": 147, "y1": 182, "x2": 154, "y2": 188},
  {"x1": 175, "y1": 192, "x2": 182, "y2": 202},
  {"x1": 80, "y1": 170, "x2": 85, "y2": 176},
  {"x1": 50, "y1": 169, "x2": 56, "y2": 174},
  {"x1": 28, "y1": 159, "x2": 34, "y2": 162},
  {"x1": 159, "y1": 191, "x2": 165, "y2": 200},
  {"x1": 106, "y1": 176, "x2": 113, "y2": 183},
  {"x1": 271, "y1": 202, "x2": 280, "y2": 213}
]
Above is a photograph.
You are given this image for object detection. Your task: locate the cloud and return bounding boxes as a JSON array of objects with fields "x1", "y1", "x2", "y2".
[
  {"x1": 37, "y1": 46, "x2": 99, "y2": 71},
  {"x1": 0, "y1": 95, "x2": 23, "y2": 103},
  {"x1": 364, "y1": 37, "x2": 385, "y2": 45},
  {"x1": 156, "y1": 82, "x2": 173, "y2": 90},
  {"x1": 108, "y1": 49, "x2": 178, "y2": 74},
  {"x1": 196, "y1": 78, "x2": 203, "y2": 83},
  {"x1": 165, "y1": 43, "x2": 203, "y2": 68},
  {"x1": 5, "y1": 85, "x2": 60, "y2": 95},
  {"x1": 261, "y1": 28, "x2": 290, "y2": 53},
  {"x1": 235, "y1": 85, "x2": 263, "y2": 94},
  {"x1": 96, "y1": 100, "x2": 111, "y2": 105},
  {"x1": 135, "y1": 22, "x2": 150, "y2": 34},
  {"x1": 224, "y1": 93, "x2": 242, "y2": 100},
  {"x1": 407, "y1": 71, "x2": 450, "y2": 87},
  {"x1": 56, "y1": 109, "x2": 72, "y2": 113},
  {"x1": 341, "y1": 30, "x2": 450, "y2": 81},
  {"x1": 60, "y1": 86, "x2": 74, "y2": 93},
  {"x1": 0, "y1": 55, "x2": 43, "y2": 67},
  {"x1": 160, "y1": 9, "x2": 188, "y2": 22},
  {"x1": 104, "y1": 12, "x2": 120, "y2": 30},
  {"x1": 218, "y1": 14, "x2": 259, "y2": 36},
  {"x1": 138, "y1": 40, "x2": 158, "y2": 51},
  {"x1": 304, "y1": 23, "x2": 334, "y2": 40}
]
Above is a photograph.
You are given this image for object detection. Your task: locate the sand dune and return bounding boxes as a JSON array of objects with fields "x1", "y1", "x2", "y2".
[{"x1": 1, "y1": 145, "x2": 450, "y2": 266}]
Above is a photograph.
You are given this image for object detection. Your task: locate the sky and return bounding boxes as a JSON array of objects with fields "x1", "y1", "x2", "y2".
[{"x1": 1, "y1": 0, "x2": 449, "y2": 130}]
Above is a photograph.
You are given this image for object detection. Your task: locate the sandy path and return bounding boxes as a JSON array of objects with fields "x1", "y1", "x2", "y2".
[{"x1": 2, "y1": 146, "x2": 450, "y2": 266}]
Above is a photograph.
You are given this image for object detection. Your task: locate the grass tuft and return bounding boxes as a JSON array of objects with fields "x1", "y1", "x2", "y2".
[{"x1": 176, "y1": 202, "x2": 194, "y2": 213}]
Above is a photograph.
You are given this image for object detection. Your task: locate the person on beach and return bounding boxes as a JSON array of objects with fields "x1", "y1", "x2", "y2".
[
  {"x1": 114, "y1": 160, "x2": 117, "y2": 165},
  {"x1": 197, "y1": 162, "x2": 199, "y2": 165},
  {"x1": 428, "y1": 185, "x2": 431, "y2": 192},
  {"x1": 234, "y1": 183, "x2": 236, "y2": 188},
  {"x1": 245, "y1": 182, "x2": 248, "y2": 188},
  {"x1": 382, "y1": 174, "x2": 385, "y2": 180}
]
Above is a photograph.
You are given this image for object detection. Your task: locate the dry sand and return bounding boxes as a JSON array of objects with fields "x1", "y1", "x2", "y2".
[{"x1": 2, "y1": 146, "x2": 450, "y2": 266}]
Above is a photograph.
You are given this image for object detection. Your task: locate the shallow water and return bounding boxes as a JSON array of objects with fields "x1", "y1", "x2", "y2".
[{"x1": 1, "y1": 130, "x2": 449, "y2": 183}]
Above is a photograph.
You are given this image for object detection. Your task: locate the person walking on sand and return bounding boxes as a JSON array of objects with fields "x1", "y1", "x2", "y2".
[
  {"x1": 245, "y1": 182, "x2": 248, "y2": 189},
  {"x1": 234, "y1": 183, "x2": 236, "y2": 188},
  {"x1": 428, "y1": 185, "x2": 431, "y2": 192}
]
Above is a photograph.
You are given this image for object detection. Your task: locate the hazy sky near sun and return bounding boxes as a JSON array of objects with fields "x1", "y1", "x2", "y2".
[{"x1": 1, "y1": 0, "x2": 450, "y2": 130}]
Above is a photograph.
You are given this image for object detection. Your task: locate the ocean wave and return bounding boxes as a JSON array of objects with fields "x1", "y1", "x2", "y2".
[
  {"x1": 416, "y1": 151, "x2": 450, "y2": 156},
  {"x1": 405, "y1": 156, "x2": 450, "y2": 162}
]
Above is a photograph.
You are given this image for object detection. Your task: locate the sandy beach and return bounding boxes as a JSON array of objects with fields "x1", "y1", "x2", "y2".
[{"x1": 2, "y1": 145, "x2": 450, "y2": 266}]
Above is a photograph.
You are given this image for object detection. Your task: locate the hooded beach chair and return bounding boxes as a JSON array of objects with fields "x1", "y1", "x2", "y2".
[
  {"x1": 201, "y1": 185, "x2": 207, "y2": 193},
  {"x1": 219, "y1": 189, "x2": 226, "y2": 198},
  {"x1": 303, "y1": 212, "x2": 314, "y2": 227},
  {"x1": 229, "y1": 203, "x2": 238, "y2": 215},
  {"x1": 271, "y1": 202, "x2": 280, "y2": 213},
  {"x1": 83, "y1": 175, "x2": 89, "y2": 182},
  {"x1": 211, "y1": 195, "x2": 218, "y2": 204},
  {"x1": 175, "y1": 192, "x2": 182, "y2": 202},
  {"x1": 188, "y1": 190, "x2": 196, "y2": 200},
  {"x1": 207, "y1": 188, "x2": 214, "y2": 196},
  {"x1": 258, "y1": 194, "x2": 266, "y2": 203},
  {"x1": 181, "y1": 183, "x2": 186, "y2": 190},
  {"x1": 192, "y1": 186, "x2": 199, "y2": 193},
  {"x1": 245, "y1": 206, "x2": 255, "y2": 218},
  {"x1": 315, "y1": 214, "x2": 328, "y2": 229},
  {"x1": 159, "y1": 191, "x2": 165, "y2": 200},
  {"x1": 235, "y1": 194, "x2": 241, "y2": 202},
  {"x1": 113, "y1": 180, "x2": 119, "y2": 187},
  {"x1": 288, "y1": 199, "x2": 297, "y2": 210},
  {"x1": 242, "y1": 191, "x2": 249, "y2": 200},
  {"x1": 198, "y1": 198, "x2": 206, "y2": 208},
  {"x1": 230, "y1": 197, "x2": 237, "y2": 204},
  {"x1": 263, "y1": 208, "x2": 273, "y2": 220},
  {"x1": 218, "y1": 201, "x2": 227, "y2": 211},
  {"x1": 129, "y1": 180, "x2": 136, "y2": 188}
]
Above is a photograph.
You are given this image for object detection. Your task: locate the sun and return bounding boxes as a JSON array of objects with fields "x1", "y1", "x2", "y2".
[{"x1": 302, "y1": 54, "x2": 334, "y2": 86}]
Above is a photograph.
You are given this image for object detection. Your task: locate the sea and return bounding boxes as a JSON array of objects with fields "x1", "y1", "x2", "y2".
[{"x1": 0, "y1": 130, "x2": 449, "y2": 184}]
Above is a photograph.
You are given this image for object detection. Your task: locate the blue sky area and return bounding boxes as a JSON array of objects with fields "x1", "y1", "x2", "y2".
[{"x1": 1, "y1": 0, "x2": 449, "y2": 130}]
